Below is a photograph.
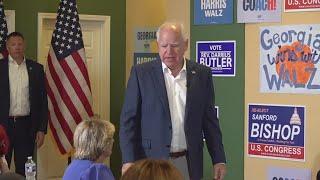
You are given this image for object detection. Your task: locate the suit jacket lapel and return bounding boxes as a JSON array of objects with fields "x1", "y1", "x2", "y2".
[
  {"x1": 26, "y1": 60, "x2": 34, "y2": 96},
  {"x1": 151, "y1": 59, "x2": 171, "y2": 121},
  {"x1": 185, "y1": 60, "x2": 197, "y2": 125}
]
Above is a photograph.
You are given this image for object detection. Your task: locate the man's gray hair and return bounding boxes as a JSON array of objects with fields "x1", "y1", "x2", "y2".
[{"x1": 156, "y1": 22, "x2": 187, "y2": 42}]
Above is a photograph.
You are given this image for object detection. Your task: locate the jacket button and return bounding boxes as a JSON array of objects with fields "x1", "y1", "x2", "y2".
[
  {"x1": 169, "y1": 126, "x2": 172, "y2": 130},
  {"x1": 166, "y1": 145, "x2": 170, "y2": 148}
]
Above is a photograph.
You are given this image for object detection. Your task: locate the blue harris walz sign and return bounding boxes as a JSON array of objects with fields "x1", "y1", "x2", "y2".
[
  {"x1": 194, "y1": 0, "x2": 233, "y2": 24},
  {"x1": 196, "y1": 41, "x2": 236, "y2": 77}
]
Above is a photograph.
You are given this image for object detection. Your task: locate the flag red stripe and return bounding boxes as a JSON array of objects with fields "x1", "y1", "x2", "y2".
[
  {"x1": 71, "y1": 52, "x2": 92, "y2": 91},
  {"x1": 45, "y1": 76, "x2": 74, "y2": 144},
  {"x1": 48, "y1": 112, "x2": 67, "y2": 154},
  {"x1": 59, "y1": 56, "x2": 93, "y2": 117},
  {"x1": 47, "y1": 54, "x2": 82, "y2": 124}
]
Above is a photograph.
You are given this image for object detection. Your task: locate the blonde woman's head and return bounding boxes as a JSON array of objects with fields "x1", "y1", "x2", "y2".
[{"x1": 73, "y1": 119, "x2": 115, "y2": 161}]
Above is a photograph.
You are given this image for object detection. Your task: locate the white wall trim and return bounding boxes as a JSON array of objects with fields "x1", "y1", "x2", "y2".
[
  {"x1": 5, "y1": 10, "x2": 15, "y2": 33},
  {"x1": 37, "y1": 12, "x2": 110, "y2": 63}
]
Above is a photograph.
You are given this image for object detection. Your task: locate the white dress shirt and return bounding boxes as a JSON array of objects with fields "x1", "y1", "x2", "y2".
[
  {"x1": 8, "y1": 55, "x2": 30, "y2": 116},
  {"x1": 162, "y1": 59, "x2": 187, "y2": 152}
]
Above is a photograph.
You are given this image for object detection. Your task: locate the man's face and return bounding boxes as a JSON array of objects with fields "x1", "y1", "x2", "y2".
[
  {"x1": 157, "y1": 27, "x2": 187, "y2": 71},
  {"x1": 6, "y1": 36, "x2": 25, "y2": 60}
]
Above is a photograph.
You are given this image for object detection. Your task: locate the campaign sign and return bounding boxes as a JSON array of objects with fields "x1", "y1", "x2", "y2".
[
  {"x1": 194, "y1": 0, "x2": 233, "y2": 24},
  {"x1": 267, "y1": 167, "x2": 311, "y2": 180},
  {"x1": 196, "y1": 41, "x2": 236, "y2": 77},
  {"x1": 248, "y1": 104, "x2": 305, "y2": 161},
  {"x1": 237, "y1": 0, "x2": 281, "y2": 23},
  {"x1": 133, "y1": 53, "x2": 159, "y2": 65},
  {"x1": 134, "y1": 27, "x2": 158, "y2": 52},
  {"x1": 284, "y1": 0, "x2": 320, "y2": 12},
  {"x1": 260, "y1": 24, "x2": 320, "y2": 94}
]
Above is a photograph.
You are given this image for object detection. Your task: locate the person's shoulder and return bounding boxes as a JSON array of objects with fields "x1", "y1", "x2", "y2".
[
  {"x1": 187, "y1": 59, "x2": 211, "y2": 72},
  {"x1": 187, "y1": 59, "x2": 206, "y2": 68},
  {"x1": 81, "y1": 163, "x2": 115, "y2": 180},
  {"x1": 0, "y1": 59, "x2": 7, "y2": 66},
  {"x1": 26, "y1": 59, "x2": 43, "y2": 66},
  {"x1": 90, "y1": 163, "x2": 109, "y2": 170},
  {"x1": 90, "y1": 163, "x2": 114, "y2": 175},
  {"x1": 63, "y1": 160, "x2": 92, "y2": 180},
  {"x1": 26, "y1": 59, "x2": 45, "y2": 70}
]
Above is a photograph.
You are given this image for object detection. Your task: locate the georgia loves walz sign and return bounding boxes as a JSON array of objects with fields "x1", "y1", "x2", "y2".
[
  {"x1": 196, "y1": 41, "x2": 236, "y2": 77},
  {"x1": 248, "y1": 104, "x2": 305, "y2": 161},
  {"x1": 260, "y1": 24, "x2": 320, "y2": 94}
]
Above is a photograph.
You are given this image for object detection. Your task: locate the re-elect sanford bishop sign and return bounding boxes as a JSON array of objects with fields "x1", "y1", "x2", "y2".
[{"x1": 248, "y1": 104, "x2": 305, "y2": 161}]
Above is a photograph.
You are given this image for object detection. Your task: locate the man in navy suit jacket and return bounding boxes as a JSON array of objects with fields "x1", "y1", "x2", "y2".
[
  {"x1": 120, "y1": 22, "x2": 226, "y2": 180},
  {"x1": 0, "y1": 32, "x2": 48, "y2": 176}
]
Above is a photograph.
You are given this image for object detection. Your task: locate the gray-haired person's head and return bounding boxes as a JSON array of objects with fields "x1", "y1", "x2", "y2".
[
  {"x1": 156, "y1": 22, "x2": 187, "y2": 42},
  {"x1": 73, "y1": 119, "x2": 115, "y2": 161}
]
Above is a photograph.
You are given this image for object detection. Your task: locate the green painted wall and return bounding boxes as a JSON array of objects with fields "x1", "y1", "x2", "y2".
[
  {"x1": 6, "y1": 0, "x2": 125, "y2": 178},
  {"x1": 190, "y1": 2, "x2": 245, "y2": 180}
]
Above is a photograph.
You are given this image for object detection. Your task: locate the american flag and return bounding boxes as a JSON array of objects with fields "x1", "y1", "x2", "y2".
[
  {"x1": 0, "y1": 0, "x2": 8, "y2": 59},
  {"x1": 46, "y1": 0, "x2": 93, "y2": 154}
]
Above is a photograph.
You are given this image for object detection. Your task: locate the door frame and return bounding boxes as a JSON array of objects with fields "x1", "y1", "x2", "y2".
[
  {"x1": 37, "y1": 12, "x2": 110, "y2": 179},
  {"x1": 5, "y1": 10, "x2": 15, "y2": 33},
  {"x1": 37, "y1": 12, "x2": 110, "y2": 119}
]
